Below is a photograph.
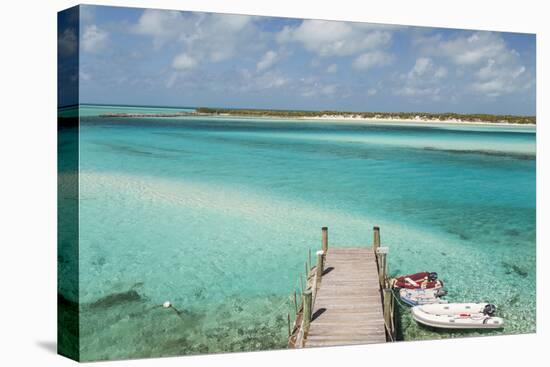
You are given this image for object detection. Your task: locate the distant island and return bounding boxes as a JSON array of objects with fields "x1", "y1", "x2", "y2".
[
  {"x1": 100, "y1": 112, "x2": 196, "y2": 118},
  {"x1": 99, "y1": 107, "x2": 536, "y2": 125}
]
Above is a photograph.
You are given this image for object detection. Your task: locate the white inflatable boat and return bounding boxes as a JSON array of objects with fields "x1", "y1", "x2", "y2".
[
  {"x1": 399, "y1": 288, "x2": 448, "y2": 306},
  {"x1": 411, "y1": 303, "x2": 504, "y2": 329}
]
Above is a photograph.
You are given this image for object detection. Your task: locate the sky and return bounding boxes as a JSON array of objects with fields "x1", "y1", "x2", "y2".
[{"x1": 63, "y1": 5, "x2": 536, "y2": 115}]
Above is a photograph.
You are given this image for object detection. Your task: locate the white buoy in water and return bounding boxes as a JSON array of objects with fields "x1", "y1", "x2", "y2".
[{"x1": 163, "y1": 301, "x2": 171, "y2": 308}]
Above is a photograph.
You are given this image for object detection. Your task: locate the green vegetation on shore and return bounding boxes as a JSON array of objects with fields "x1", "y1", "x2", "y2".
[{"x1": 195, "y1": 107, "x2": 536, "y2": 125}]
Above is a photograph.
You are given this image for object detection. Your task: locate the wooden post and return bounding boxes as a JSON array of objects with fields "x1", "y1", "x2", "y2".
[
  {"x1": 321, "y1": 227, "x2": 328, "y2": 254},
  {"x1": 377, "y1": 246, "x2": 389, "y2": 289},
  {"x1": 390, "y1": 290, "x2": 395, "y2": 337},
  {"x1": 303, "y1": 289, "x2": 313, "y2": 333},
  {"x1": 373, "y1": 226, "x2": 380, "y2": 254},
  {"x1": 293, "y1": 290, "x2": 297, "y2": 314},
  {"x1": 308, "y1": 248, "x2": 312, "y2": 273},
  {"x1": 315, "y1": 250, "x2": 324, "y2": 291},
  {"x1": 383, "y1": 288, "x2": 394, "y2": 341},
  {"x1": 305, "y1": 262, "x2": 309, "y2": 280},
  {"x1": 287, "y1": 313, "x2": 291, "y2": 337}
]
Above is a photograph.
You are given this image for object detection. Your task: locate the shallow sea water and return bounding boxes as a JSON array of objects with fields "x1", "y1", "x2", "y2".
[{"x1": 60, "y1": 106, "x2": 536, "y2": 360}]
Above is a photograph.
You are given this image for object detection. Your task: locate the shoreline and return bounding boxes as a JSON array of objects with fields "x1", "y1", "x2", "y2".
[
  {"x1": 300, "y1": 115, "x2": 536, "y2": 127},
  {"x1": 97, "y1": 112, "x2": 536, "y2": 127},
  {"x1": 192, "y1": 113, "x2": 537, "y2": 128}
]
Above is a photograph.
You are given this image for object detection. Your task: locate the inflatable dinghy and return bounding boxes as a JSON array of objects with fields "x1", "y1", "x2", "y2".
[
  {"x1": 399, "y1": 287, "x2": 448, "y2": 306},
  {"x1": 392, "y1": 272, "x2": 443, "y2": 289},
  {"x1": 411, "y1": 303, "x2": 504, "y2": 329}
]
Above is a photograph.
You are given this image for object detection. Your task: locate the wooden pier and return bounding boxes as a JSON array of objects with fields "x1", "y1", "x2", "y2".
[{"x1": 288, "y1": 226, "x2": 395, "y2": 348}]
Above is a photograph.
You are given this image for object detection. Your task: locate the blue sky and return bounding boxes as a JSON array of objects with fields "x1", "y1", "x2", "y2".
[{"x1": 70, "y1": 5, "x2": 536, "y2": 115}]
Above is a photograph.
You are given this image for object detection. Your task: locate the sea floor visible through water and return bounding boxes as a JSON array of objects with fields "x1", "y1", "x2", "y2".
[{"x1": 58, "y1": 105, "x2": 536, "y2": 361}]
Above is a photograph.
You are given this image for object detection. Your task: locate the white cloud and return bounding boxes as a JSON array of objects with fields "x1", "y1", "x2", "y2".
[
  {"x1": 172, "y1": 53, "x2": 198, "y2": 70},
  {"x1": 236, "y1": 69, "x2": 290, "y2": 92},
  {"x1": 79, "y1": 70, "x2": 91, "y2": 81},
  {"x1": 321, "y1": 84, "x2": 337, "y2": 95},
  {"x1": 256, "y1": 50, "x2": 279, "y2": 72},
  {"x1": 82, "y1": 25, "x2": 108, "y2": 53},
  {"x1": 410, "y1": 57, "x2": 432, "y2": 76},
  {"x1": 256, "y1": 71, "x2": 289, "y2": 89},
  {"x1": 110, "y1": 10, "x2": 533, "y2": 108},
  {"x1": 58, "y1": 28, "x2": 77, "y2": 56},
  {"x1": 470, "y1": 80, "x2": 504, "y2": 96},
  {"x1": 133, "y1": 10, "x2": 184, "y2": 47},
  {"x1": 352, "y1": 51, "x2": 393, "y2": 70},
  {"x1": 326, "y1": 63, "x2": 338, "y2": 73},
  {"x1": 165, "y1": 73, "x2": 178, "y2": 89},
  {"x1": 407, "y1": 57, "x2": 446, "y2": 80},
  {"x1": 397, "y1": 86, "x2": 441, "y2": 99},
  {"x1": 296, "y1": 77, "x2": 340, "y2": 98},
  {"x1": 133, "y1": 10, "x2": 260, "y2": 70},
  {"x1": 471, "y1": 59, "x2": 529, "y2": 97},
  {"x1": 393, "y1": 57, "x2": 448, "y2": 101},
  {"x1": 277, "y1": 20, "x2": 392, "y2": 57},
  {"x1": 434, "y1": 66, "x2": 448, "y2": 78},
  {"x1": 440, "y1": 32, "x2": 507, "y2": 66},
  {"x1": 414, "y1": 31, "x2": 534, "y2": 97},
  {"x1": 79, "y1": 5, "x2": 96, "y2": 23}
]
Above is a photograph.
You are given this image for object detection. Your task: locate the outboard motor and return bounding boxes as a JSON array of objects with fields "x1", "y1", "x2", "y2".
[
  {"x1": 435, "y1": 288, "x2": 447, "y2": 297},
  {"x1": 483, "y1": 304, "x2": 497, "y2": 316},
  {"x1": 428, "y1": 272, "x2": 438, "y2": 282}
]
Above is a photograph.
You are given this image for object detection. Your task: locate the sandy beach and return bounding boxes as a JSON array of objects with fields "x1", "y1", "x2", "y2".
[
  {"x1": 97, "y1": 110, "x2": 536, "y2": 129},
  {"x1": 302, "y1": 114, "x2": 536, "y2": 127}
]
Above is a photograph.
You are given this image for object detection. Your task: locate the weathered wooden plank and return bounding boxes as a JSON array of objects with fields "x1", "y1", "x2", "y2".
[
  {"x1": 306, "y1": 339, "x2": 386, "y2": 347},
  {"x1": 329, "y1": 249, "x2": 374, "y2": 252},
  {"x1": 311, "y1": 320, "x2": 384, "y2": 327},
  {"x1": 314, "y1": 294, "x2": 380, "y2": 299},
  {"x1": 312, "y1": 313, "x2": 383, "y2": 318},
  {"x1": 319, "y1": 284, "x2": 379, "y2": 288},
  {"x1": 318, "y1": 282, "x2": 379, "y2": 287},
  {"x1": 310, "y1": 304, "x2": 382, "y2": 311},
  {"x1": 309, "y1": 334, "x2": 386, "y2": 340},
  {"x1": 308, "y1": 329, "x2": 386, "y2": 337},
  {"x1": 313, "y1": 287, "x2": 378, "y2": 292},
  {"x1": 312, "y1": 312, "x2": 384, "y2": 319},
  {"x1": 308, "y1": 324, "x2": 385, "y2": 332}
]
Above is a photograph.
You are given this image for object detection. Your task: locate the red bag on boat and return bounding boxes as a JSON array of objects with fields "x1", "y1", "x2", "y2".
[{"x1": 392, "y1": 271, "x2": 443, "y2": 289}]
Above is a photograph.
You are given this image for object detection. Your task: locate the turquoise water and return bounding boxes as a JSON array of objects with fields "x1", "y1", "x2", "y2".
[
  {"x1": 60, "y1": 105, "x2": 536, "y2": 360},
  {"x1": 60, "y1": 104, "x2": 195, "y2": 117}
]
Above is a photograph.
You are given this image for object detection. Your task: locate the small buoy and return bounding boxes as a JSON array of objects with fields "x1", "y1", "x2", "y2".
[{"x1": 163, "y1": 301, "x2": 171, "y2": 308}]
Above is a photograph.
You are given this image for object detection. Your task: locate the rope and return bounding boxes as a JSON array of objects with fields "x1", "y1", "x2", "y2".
[
  {"x1": 389, "y1": 288, "x2": 411, "y2": 310},
  {"x1": 383, "y1": 318, "x2": 395, "y2": 342},
  {"x1": 280, "y1": 273, "x2": 307, "y2": 330},
  {"x1": 267, "y1": 294, "x2": 294, "y2": 318}
]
